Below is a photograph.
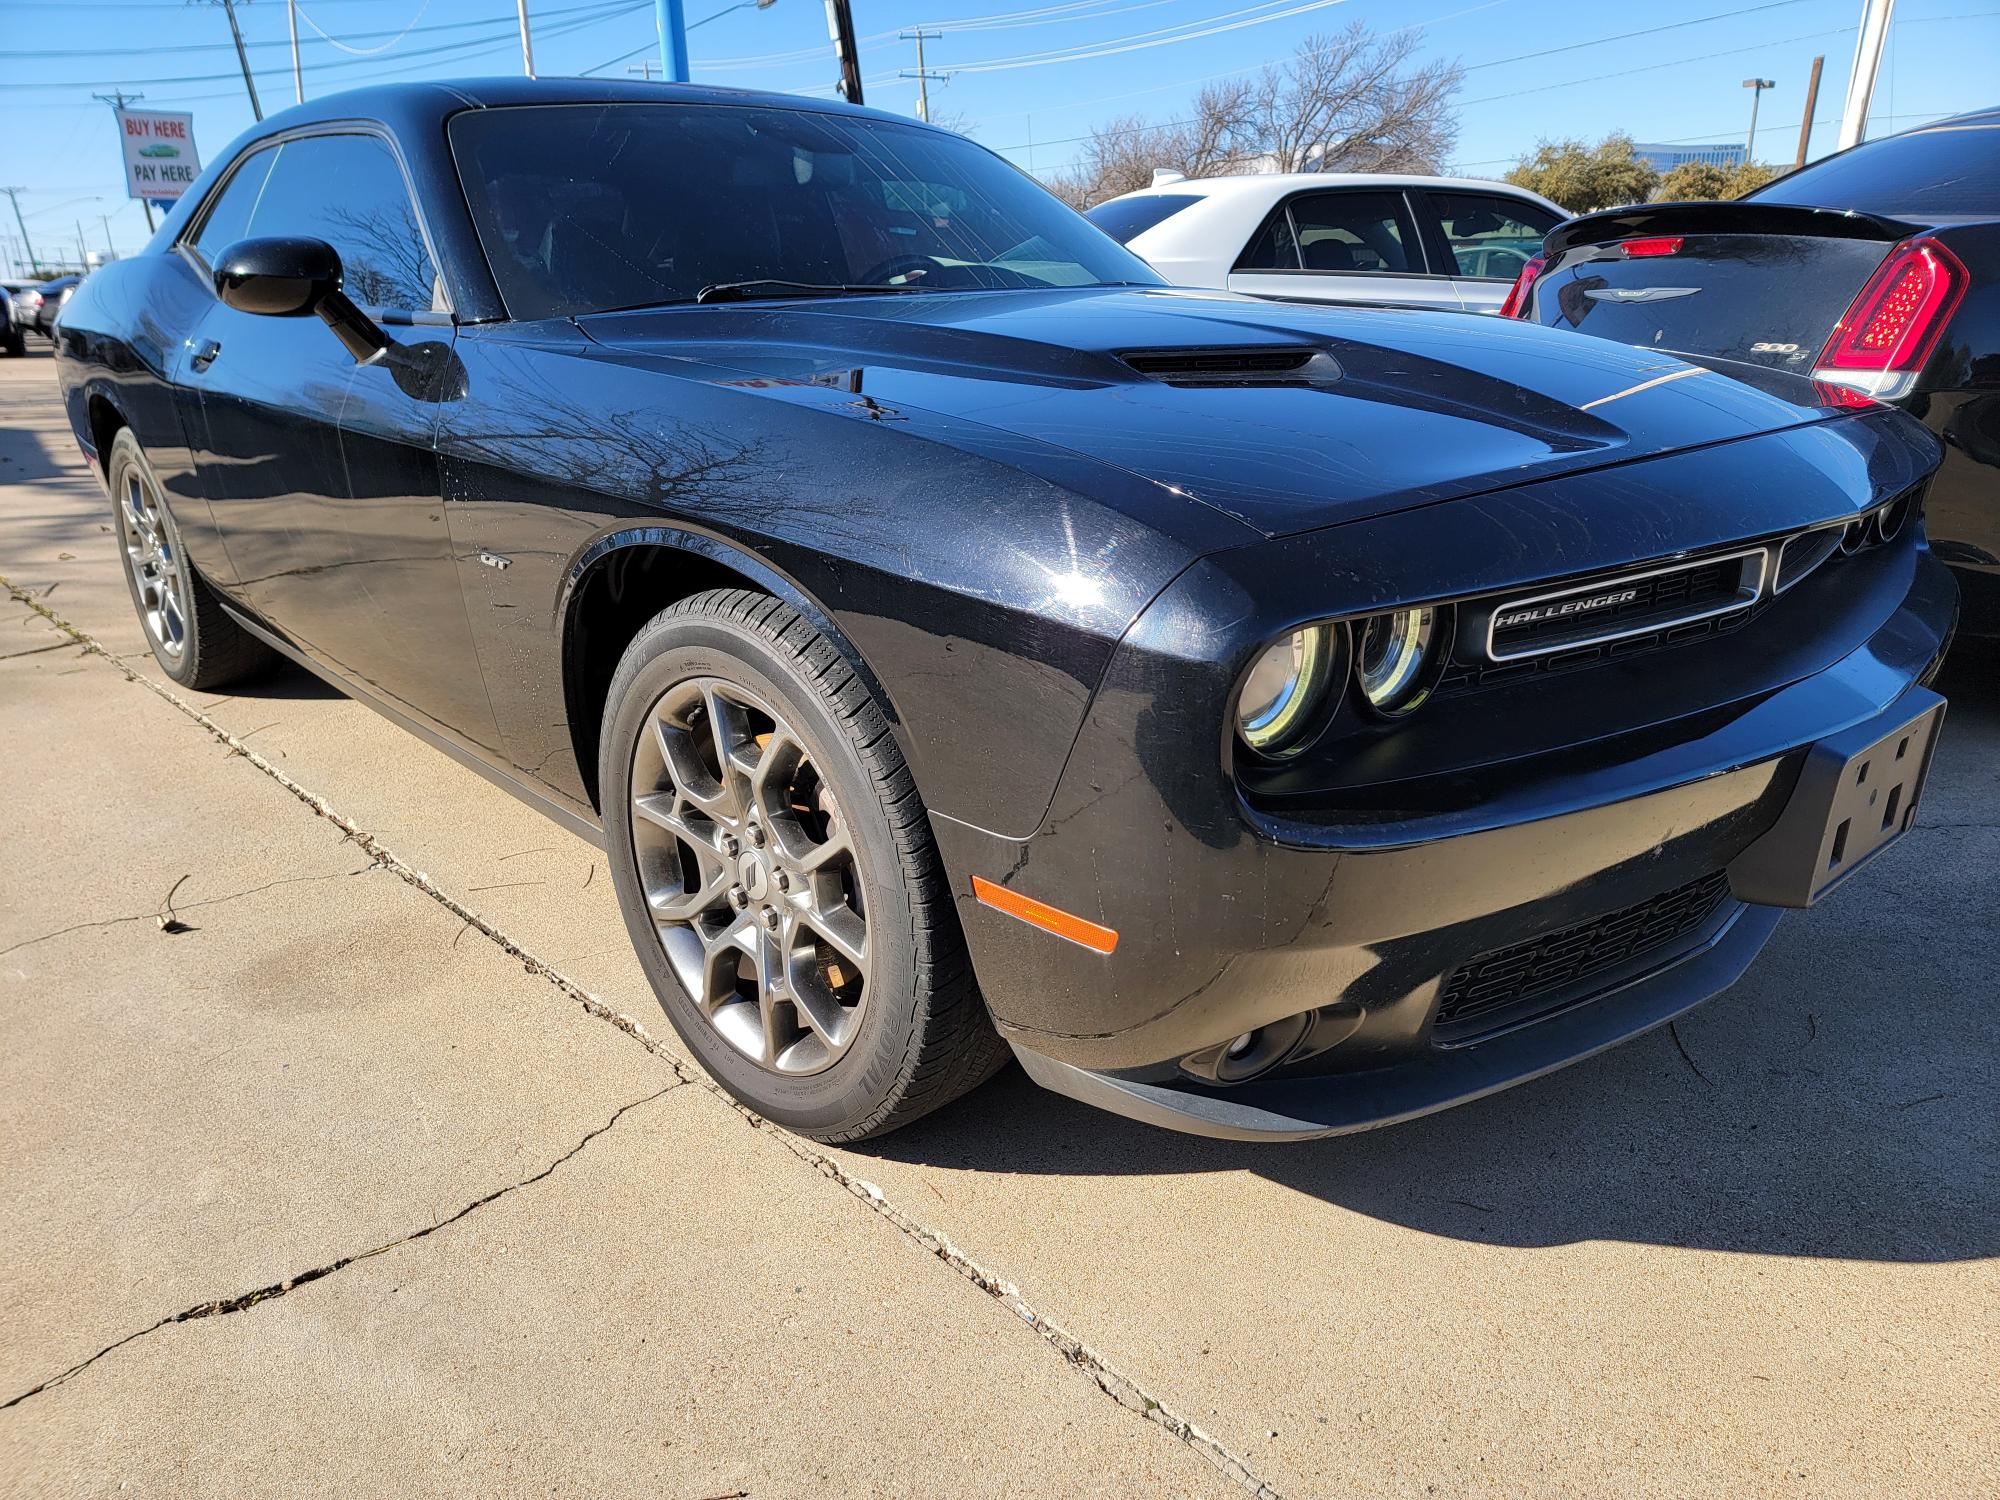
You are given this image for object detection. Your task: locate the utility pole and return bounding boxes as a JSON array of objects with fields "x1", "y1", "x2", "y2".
[
  {"x1": 211, "y1": 0, "x2": 263, "y2": 120},
  {"x1": 76, "y1": 219, "x2": 91, "y2": 271},
  {"x1": 289, "y1": 0, "x2": 304, "y2": 103},
  {"x1": 101, "y1": 213, "x2": 117, "y2": 259},
  {"x1": 1839, "y1": 0, "x2": 1897, "y2": 149},
  {"x1": 1741, "y1": 78, "x2": 1775, "y2": 163},
  {"x1": 517, "y1": 0, "x2": 537, "y2": 77},
  {"x1": 659, "y1": 0, "x2": 690, "y2": 81},
  {"x1": 825, "y1": 0, "x2": 863, "y2": 104},
  {"x1": 899, "y1": 29, "x2": 945, "y2": 122},
  {"x1": 92, "y1": 91, "x2": 157, "y2": 232},
  {"x1": 1, "y1": 189, "x2": 40, "y2": 277},
  {"x1": 629, "y1": 60, "x2": 662, "y2": 79},
  {"x1": 1795, "y1": 54, "x2": 1824, "y2": 169}
]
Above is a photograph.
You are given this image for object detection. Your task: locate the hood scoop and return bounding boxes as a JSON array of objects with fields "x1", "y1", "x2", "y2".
[{"x1": 1119, "y1": 346, "x2": 1342, "y2": 387}]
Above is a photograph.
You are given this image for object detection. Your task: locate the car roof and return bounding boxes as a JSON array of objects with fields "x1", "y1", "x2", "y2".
[
  {"x1": 1922, "y1": 104, "x2": 2000, "y2": 129},
  {"x1": 1098, "y1": 172, "x2": 1562, "y2": 211},
  {"x1": 235, "y1": 76, "x2": 929, "y2": 143}
]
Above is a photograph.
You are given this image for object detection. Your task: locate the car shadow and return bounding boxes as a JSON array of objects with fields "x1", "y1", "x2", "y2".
[{"x1": 866, "y1": 651, "x2": 2000, "y2": 1264}]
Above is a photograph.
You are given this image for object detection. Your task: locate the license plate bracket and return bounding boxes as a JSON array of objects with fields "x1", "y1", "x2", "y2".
[{"x1": 1728, "y1": 687, "x2": 1946, "y2": 909}]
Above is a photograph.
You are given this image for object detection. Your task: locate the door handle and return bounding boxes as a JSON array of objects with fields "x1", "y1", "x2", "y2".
[{"x1": 190, "y1": 338, "x2": 222, "y2": 373}]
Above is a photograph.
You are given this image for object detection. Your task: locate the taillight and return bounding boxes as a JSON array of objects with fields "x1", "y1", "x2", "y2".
[
  {"x1": 1499, "y1": 253, "x2": 1547, "y2": 319},
  {"x1": 1620, "y1": 236, "x2": 1684, "y2": 258},
  {"x1": 1814, "y1": 239, "x2": 1967, "y2": 397}
]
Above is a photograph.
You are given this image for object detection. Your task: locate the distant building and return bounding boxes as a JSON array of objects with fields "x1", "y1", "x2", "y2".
[{"x1": 1633, "y1": 143, "x2": 1748, "y2": 173}]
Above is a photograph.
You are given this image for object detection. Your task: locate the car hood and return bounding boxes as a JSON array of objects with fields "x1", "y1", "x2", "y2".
[{"x1": 578, "y1": 285, "x2": 1858, "y2": 539}]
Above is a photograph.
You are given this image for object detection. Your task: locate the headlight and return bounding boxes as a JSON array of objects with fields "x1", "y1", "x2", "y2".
[
  {"x1": 1236, "y1": 624, "x2": 1338, "y2": 757},
  {"x1": 1354, "y1": 606, "x2": 1447, "y2": 716}
]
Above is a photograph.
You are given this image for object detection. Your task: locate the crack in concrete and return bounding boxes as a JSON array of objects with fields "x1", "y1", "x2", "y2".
[
  {"x1": 0, "y1": 574, "x2": 1286, "y2": 1500},
  {"x1": 0, "y1": 636, "x2": 78, "y2": 660},
  {"x1": 0, "y1": 868, "x2": 379, "y2": 958},
  {"x1": 0, "y1": 1086, "x2": 675, "y2": 1412}
]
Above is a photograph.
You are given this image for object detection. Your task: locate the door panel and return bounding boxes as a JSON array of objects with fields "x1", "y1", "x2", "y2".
[
  {"x1": 1227, "y1": 188, "x2": 1464, "y2": 310},
  {"x1": 174, "y1": 127, "x2": 498, "y2": 750}
]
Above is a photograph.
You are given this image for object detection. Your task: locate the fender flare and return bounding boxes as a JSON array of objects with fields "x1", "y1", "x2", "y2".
[{"x1": 556, "y1": 523, "x2": 917, "y2": 797}]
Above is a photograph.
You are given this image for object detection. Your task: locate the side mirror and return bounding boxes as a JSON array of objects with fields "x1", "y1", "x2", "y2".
[
  {"x1": 213, "y1": 235, "x2": 341, "y2": 317},
  {"x1": 212, "y1": 235, "x2": 389, "y2": 364}
]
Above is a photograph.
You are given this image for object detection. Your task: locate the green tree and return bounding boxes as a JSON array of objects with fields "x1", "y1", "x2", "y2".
[
  {"x1": 1505, "y1": 134, "x2": 1659, "y2": 214},
  {"x1": 1656, "y1": 159, "x2": 1780, "y2": 201}
]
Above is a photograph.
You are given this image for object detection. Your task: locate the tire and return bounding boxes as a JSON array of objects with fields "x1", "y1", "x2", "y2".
[
  {"x1": 601, "y1": 589, "x2": 1007, "y2": 1142},
  {"x1": 3, "y1": 330, "x2": 23, "y2": 358},
  {"x1": 108, "y1": 427, "x2": 273, "y2": 690}
]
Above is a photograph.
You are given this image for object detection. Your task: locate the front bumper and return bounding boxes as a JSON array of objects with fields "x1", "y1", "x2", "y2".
[
  {"x1": 1009, "y1": 903, "x2": 1783, "y2": 1142},
  {"x1": 930, "y1": 431, "x2": 1957, "y2": 1139}
]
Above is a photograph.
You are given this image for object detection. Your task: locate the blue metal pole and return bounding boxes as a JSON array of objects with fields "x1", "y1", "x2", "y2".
[{"x1": 659, "y1": 0, "x2": 691, "y2": 82}]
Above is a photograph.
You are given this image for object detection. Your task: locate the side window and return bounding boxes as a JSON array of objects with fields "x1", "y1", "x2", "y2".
[
  {"x1": 234, "y1": 134, "x2": 444, "y2": 314},
  {"x1": 1286, "y1": 192, "x2": 1420, "y2": 274},
  {"x1": 1431, "y1": 192, "x2": 1561, "y2": 281},
  {"x1": 189, "y1": 146, "x2": 278, "y2": 267}
]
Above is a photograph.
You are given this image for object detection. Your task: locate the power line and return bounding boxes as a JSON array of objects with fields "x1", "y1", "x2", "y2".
[
  {"x1": 1460, "y1": 0, "x2": 1817, "y2": 74},
  {"x1": 8, "y1": 0, "x2": 623, "y2": 58},
  {"x1": 0, "y1": 0, "x2": 647, "y2": 92},
  {"x1": 944, "y1": 0, "x2": 1356, "y2": 76}
]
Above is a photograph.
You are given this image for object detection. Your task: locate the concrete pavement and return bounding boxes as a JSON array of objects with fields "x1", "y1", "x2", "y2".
[{"x1": 1, "y1": 345, "x2": 1995, "y2": 1498}]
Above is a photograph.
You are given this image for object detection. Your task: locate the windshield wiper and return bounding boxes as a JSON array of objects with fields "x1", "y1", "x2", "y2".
[{"x1": 695, "y1": 280, "x2": 934, "y2": 305}]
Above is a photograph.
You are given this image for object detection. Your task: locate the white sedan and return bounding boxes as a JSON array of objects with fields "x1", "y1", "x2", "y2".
[{"x1": 1086, "y1": 172, "x2": 1567, "y2": 314}]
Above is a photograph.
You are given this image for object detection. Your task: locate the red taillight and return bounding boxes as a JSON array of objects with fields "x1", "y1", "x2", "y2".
[
  {"x1": 1619, "y1": 236, "x2": 1683, "y2": 258},
  {"x1": 1817, "y1": 239, "x2": 1967, "y2": 377},
  {"x1": 1499, "y1": 253, "x2": 1547, "y2": 319}
]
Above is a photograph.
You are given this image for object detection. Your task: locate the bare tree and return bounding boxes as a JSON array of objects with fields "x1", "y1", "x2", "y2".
[
  {"x1": 1249, "y1": 25, "x2": 1462, "y2": 173},
  {"x1": 1044, "y1": 25, "x2": 1460, "y2": 208},
  {"x1": 1047, "y1": 82, "x2": 1258, "y2": 209}
]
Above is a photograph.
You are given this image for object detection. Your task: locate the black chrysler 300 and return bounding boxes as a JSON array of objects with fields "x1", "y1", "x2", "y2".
[{"x1": 54, "y1": 81, "x2": 1956, "y2": 1142}]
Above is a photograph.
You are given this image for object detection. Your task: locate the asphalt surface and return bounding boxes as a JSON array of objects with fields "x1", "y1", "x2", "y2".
[{"x1": 1, "y1": 343, "x2": 1995, "y2": 1499}]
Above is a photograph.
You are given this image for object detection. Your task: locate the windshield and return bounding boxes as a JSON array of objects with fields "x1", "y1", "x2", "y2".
[
  {"x1": 1751, "y1": 120, "x2": 2000, "y2": 218},
  {"x1": 450, "y1": 102, "x2": 1162, "y2": 319}
]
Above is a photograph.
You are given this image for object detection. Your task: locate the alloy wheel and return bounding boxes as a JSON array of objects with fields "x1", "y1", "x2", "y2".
[
  {"x1": 117, "y1": 464, "x2": 187, "y2": 660},
  {"x1": 629, "y1": 677, "x2": 870, "y2": 1075}
]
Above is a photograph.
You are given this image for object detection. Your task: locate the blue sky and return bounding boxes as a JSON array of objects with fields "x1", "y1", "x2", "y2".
[{"x1": 3, "y1": 0, "x2": 1995, "y2": 273}]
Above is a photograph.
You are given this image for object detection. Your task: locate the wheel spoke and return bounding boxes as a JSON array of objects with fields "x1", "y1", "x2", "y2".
[
  {"x1": 802, "y1": 905, "x2": 868, "y2": 975},
  {"x1": 794, "y1": 826, "x2": 852, "y2": 874},
  {"x1": 656, "y1": 715, "x2": 739, "y2": 822},
  {"x1": 702, "y1": 684, "x2": 760, "y2": 813}
]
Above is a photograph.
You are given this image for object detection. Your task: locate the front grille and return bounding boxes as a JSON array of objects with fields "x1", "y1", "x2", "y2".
[
  {"x1": 1437, "y1": 595, "x2": 1767, "y2": 696},
  {"x1": 1433, "y1": 870, "x2": 1733, "y2": 1043},
  {"x1": 1486, "y1": 550, "x2": 1763, "y2": 661}
]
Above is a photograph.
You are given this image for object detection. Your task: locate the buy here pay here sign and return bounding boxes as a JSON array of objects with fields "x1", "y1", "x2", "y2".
[{"x1": 117, "y1": 109, "x2": 201, "y2": 205}]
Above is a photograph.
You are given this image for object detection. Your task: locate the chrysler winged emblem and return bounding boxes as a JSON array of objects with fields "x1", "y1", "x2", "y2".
[{"x1": 1583, "y1": 286, "x2": 1701, "y2": 304}]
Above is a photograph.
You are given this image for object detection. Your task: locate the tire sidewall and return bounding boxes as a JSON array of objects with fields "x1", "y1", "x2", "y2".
[
  {"x1": 108, "y1": 429, "x2": 204, "y2": 686},
  {"x1": 601, "y1": 607, "x2": 926, "y2": 1136}
]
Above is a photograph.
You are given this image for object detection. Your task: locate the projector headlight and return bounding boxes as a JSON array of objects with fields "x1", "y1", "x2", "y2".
[
  {"x1": 1235, "y1": 624, "x2": 1338, "y2": 758},
  {"x1": 1354, "y1": 606, "x2": 1448, "y2": 716}
]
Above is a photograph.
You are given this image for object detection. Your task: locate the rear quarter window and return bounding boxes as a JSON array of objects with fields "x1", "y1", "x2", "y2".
[{"x1": 1083, "y1": 194, "x2": 1204, "y2": 244}]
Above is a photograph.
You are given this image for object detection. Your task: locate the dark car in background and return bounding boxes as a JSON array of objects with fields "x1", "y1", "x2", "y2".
[
  {"x1": 32, "y1": 273, "x2": 80, "y2": 336},
  {"x1": 1503, "y1": 106, "x2": 2000, "y2": 640},
  {"x1": 0, "y1": 285, "x2": 21, "y2": 356},
  {"x1": 51, "y1": 80, "x2": 1955, "y2": 1144}
]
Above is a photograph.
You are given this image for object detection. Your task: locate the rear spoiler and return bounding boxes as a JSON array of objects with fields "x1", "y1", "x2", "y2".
[{"x1": 1546, "y1": 201, "x2": 1922, "y2": 257}]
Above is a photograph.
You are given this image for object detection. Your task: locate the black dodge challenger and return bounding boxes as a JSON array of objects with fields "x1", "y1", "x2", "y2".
[{"x1": 54, "y1": 80, "x2": 1956, "y2": 1142}]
